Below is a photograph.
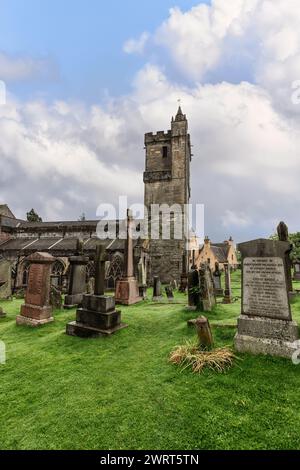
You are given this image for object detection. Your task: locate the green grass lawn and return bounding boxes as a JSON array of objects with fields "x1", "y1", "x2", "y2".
[{"x1": 1, "y1": 271, "x2": 300, "y2": 450}]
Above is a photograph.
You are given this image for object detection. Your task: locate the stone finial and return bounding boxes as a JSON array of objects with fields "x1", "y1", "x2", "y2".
[
  {"x1": 277, "y1": 221, "x2": 289, "y2": 242},
  {"x1": 76, "y1": 238, "x2": 84, "y2": 255}
]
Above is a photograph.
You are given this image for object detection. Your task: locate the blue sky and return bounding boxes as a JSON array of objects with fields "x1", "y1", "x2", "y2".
[{"x1": 0, "y1": 0, "x2": 209, "y2": 101}]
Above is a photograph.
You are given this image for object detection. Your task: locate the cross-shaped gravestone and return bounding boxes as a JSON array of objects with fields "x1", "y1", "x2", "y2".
[{"x1": 94, "y1": 244, "x2": 107, "y2": 296}]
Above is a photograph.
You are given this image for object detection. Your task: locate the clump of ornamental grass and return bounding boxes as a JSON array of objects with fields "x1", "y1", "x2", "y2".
[{"x1": 169, "y1": 341, "x2": 235, "y2": 374}]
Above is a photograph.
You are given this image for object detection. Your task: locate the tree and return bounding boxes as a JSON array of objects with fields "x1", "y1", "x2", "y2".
[
  {"x1": 78, "y1": 213, "x2": 86, "y2": 221},
  {"x1": 269, "y1": 231, "x2": 300, "y2": 262},
  {"x1": 26, "y1": 209, "x2": 42, "y2": 222}
]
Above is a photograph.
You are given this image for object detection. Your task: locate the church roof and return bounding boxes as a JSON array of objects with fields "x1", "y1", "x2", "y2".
[
  {"x1": 210, "y1": 245, "x2": 229, "y2": 263},
  {"x1": 0, "y1": 204, "x2": 16, "y2": 219},
  {"x1": 199, "y1": 241, "x2": 230, "y2": 263}
]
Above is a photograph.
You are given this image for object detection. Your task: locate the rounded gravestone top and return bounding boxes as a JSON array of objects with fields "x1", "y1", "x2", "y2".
[{"x1": 25, "y1": 252, "x2": 56, "y2": 264}]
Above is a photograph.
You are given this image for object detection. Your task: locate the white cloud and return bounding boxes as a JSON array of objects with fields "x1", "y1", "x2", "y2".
[
  {"x1": 123, "y1": 32, "x2": 149, "y2": 55},
  {"x1": 0, "y1": 98, "x2": 141, "y2": 220},
  {"x1": 1, "y1": 0, "x2": 300, "y2": 242},
  {"x1": 221, "y1": 210, "x2": 252, "y2": 228},
  {"x1": 0, "y1": 51, "x2": 57, "y2": 82},
  {"x1": 146, "y1": 0, "x2": 300, "y2": 116}
]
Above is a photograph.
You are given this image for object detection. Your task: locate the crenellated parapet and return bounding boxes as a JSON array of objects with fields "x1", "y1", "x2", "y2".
[{"x1": 144, "y1": 130, "x2": 172, "y2": 144}]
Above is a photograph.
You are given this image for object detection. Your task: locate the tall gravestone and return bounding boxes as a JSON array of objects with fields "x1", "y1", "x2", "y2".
[
  {"x1": 235, "y1": 238, "x2": 299, "y2": 358},
  {"x1": 187, "y1": 267, "x2": 199, "y2": 310},
  {"x1": 200, "y1": 264, "x2": 216, "y2": 312},
  {"x1": 152, "y1": 275, "x2": 163, "y2": 301},
  {"x1": 64, "y1": 239, "x2": 89, "y2": 309},
  {"x1": 115, "y1": 210, "x2": 142, "y2": 305},
  {"x1": 293, "y1": 261, "x2": 300, "y2": 281},
  {"x1": 138, "y1": 258, "x2": 147, "y2": 300},
  {"x1": 0, "y1": 259, "x2": 12, "y2": 300},
  {"x1": 165, "y1": 286, "x2": 174, "y2": 302},
  {"x1": 213, "y1": 262, "x2": 224, "y2": 297},
  {"x1": 16, "y1": 252, "x2": 55, "y2": 327},
  {"x1": 223, "y1": 263, "x2": 232, "y2": 304},
  {"x1": 179, "y1": 252, "x2": 188, "y2": 292},
  {"x1": 66, "y1": 245, "x2": 127, "y2": 337},
  {"x1": 277, "y1": 221, "x2": 294, "y2": 296},
  {"x1": 207, "y1": 266, "x2": 216, "y2": 307}
]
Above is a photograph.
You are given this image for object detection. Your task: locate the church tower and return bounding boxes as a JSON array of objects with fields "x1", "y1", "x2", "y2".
[{"x1": 143, "y1": 107, "x2": 192, "y2": 283}]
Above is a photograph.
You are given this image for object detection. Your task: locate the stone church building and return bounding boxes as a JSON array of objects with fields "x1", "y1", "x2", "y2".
[{"x1": 0, "y1": 107, "x2": 237, "y2": 291}]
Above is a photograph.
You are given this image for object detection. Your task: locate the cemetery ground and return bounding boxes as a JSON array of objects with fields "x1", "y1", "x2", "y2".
[{"x1": 1, "y1": 271, "x2": 300, "y2": 450}]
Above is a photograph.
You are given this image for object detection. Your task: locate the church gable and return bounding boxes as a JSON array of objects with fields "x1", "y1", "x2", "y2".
[{"x1": 0, "y1": 204, "x2": 15, "y2": 219}]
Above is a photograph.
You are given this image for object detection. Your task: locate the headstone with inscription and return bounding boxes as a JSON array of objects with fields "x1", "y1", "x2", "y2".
[
  {"x1": 0, "y1": 259, "x2": 12, "y2": 300},
  {"x1": 64, "y1": 241, "x2": 89, "y2": 309},
  {"x1": 66, "y1": 245, "x2": 127, "y2": 338},
  {"x1": 235, "y1": 239, "x2": 299, "y2": 358},
  {"x1": 16, "y1": 252, "x2": 55, "y2": 327}
]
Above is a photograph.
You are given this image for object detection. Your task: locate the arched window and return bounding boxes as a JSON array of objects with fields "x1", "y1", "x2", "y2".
[
  {"x1": 86, "y1": 261, "x2": 95, "y2": 282},
  {"x1": 51, "y1": 260, "x2": 65, "y2": 287},
  {"x1": 21, "y1": 261, "x2": 30, "y2": 287},
  {"x1": 107, "y1": 254, "x2": 124, "y2": 289}
]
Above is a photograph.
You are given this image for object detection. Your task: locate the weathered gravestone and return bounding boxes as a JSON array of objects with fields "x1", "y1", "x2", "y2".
[
  {"x1": 199, "y1": 264, "x2": 216, "y2": 312},
  {"x1": 50, "y1": 285, "x2": 63, "y2": 310},
  {"x1": 0, "y1": 259, "x2": 12, "y2": 300},
  {"x1": 64, "y1": 240, "x2": 89, "y2": 309},
  {"x1": 213, "y1": 262, "x2": 224, "y2": 297},
  {"x1": 138, "y1": 257, "x2": 147, "y2": 300},
  {"x1": 165, "y1": 286, "x2": 174, "y2": 302},
  {"x1": 235, "y1": 238, "x2": 299, "y2": 358},
  {"x1": 179, "y1": 252, "x2": 188, "y2": 293},
  {"x1": 86, "y1": 277, "x2": 95, "y2": 295},
  {"x1": 152, "y1": 275, "x2": 163, "y2": 301},
  {"x1": 207, "y1": 266, "x2": 216, "y2": 308},
  {"x1": 115, "y1": 210, "x2": 142, "y2": 305},
  {"x1": 187, "y1": 268, "x2": 199, "y2": 310},
  {"x1": 0, "y1": 281, "x2": 6, "y2": 318},
  {"x1": 294, "y1": 261, "x2": 300, "y2": 281},
  {"x1": 16, "y1": 252, "x2": 55, "y2": 327},
  {"x1": 223, "y1": 263, "x2": 232, "y2": 304},
  {"x1": 66, "y1": 245, "x2": 127, "y2": 338}
]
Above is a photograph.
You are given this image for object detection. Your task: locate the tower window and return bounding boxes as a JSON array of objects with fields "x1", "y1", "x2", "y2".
[{"x1": 162, "y1": 146, "x2": 168, "y2": 158}]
